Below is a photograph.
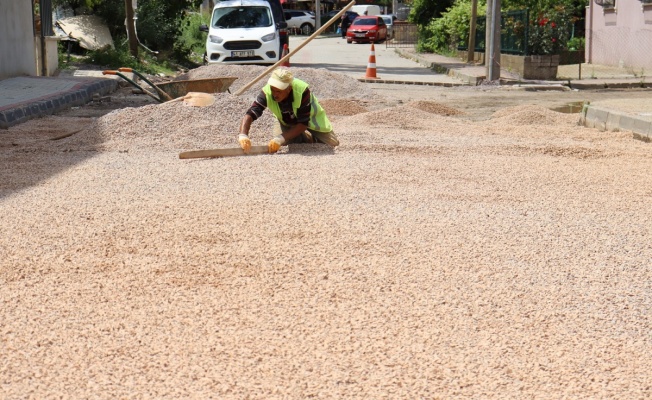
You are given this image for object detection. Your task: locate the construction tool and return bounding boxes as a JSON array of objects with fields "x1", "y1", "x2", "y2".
[
  {"x1": 103, "y1": 68, "x2": 236, "y2": 106},
  {"x1": 179, "y1": 145, "x2": 270, "y2": 159},
  {"x1": 166, "y1": 92, "x2": 216, "y2": 107},
  {"x1": 233, "y1": 0, "x2": 356, "y2": 96}
]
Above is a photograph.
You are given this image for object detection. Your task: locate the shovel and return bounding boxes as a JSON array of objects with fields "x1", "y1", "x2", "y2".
[
  {"x1": 103, "y1": 70, "x2": 217, "y2": 107},
  {"x1": 166, "y1": 92, "x2": 216, "y2": 107}
]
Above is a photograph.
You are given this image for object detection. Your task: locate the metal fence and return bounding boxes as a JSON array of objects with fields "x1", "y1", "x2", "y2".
[
  {"x1": 386, "y1": 23, "x2": 418, "y2": 48},
  {"x1": 459, "y1": 9, "x2": 529, "y2": 55}
]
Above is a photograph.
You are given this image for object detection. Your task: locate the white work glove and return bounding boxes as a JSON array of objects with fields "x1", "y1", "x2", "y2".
[
  {"x1": 268, "y1": 135, "x2": 286, "y2": 153},
  {"x1": 238, "y1": 134, "x2": 251, "y2": 153}
]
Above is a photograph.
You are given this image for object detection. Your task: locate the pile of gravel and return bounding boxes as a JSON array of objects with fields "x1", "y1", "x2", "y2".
[
  {"x1": 53, "y1": 94, "x2": 275, "y2": 152},
  {"x1": 176, "y1": 64, "x2": 376, "y2": 100},
  {"x1": 489, "y1": 104, "x2": 578, "y2": 126},
  {"x1": 408, "y1": 100, "x2": 465, "y2": 116},
  {"x1": 319, "y1": 99, "x2": 369, "y2": 116}
]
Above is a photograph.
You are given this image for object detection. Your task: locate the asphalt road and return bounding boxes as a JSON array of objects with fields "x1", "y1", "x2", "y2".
[{"x1": 288, "y1": 35, "x2": 459, "y2": 84}]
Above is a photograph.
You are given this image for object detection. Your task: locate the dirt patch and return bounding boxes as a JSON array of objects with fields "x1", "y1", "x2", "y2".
[
  {"x1": 319, "y1": 99, "x2": 368, "y2": 116},
  {"x1": 408, "y1": 100, "x2": 465, "y2": 116},
  {"x1": 2, "y1": 69, "x2": 652, "y2": 399}
]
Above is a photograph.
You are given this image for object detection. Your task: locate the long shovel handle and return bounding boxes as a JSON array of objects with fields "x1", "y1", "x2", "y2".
[
  {"x1": 102, "y1": 70, "x2": 162, "y2": 102},
  {"x1": 118, "y1": 67, "x2": 173, "y2": 102},
  {"x1": 233, "y1": 0, "x2": 356, "y2": 96}
]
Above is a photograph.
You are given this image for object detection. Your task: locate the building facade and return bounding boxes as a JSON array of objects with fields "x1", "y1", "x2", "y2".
[{"x1": 586, "y1": 0, "x2": 652, "y2": 70}]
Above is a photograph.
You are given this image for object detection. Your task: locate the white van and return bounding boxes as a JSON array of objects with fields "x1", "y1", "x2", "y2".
[
  {"x1": 201, "y1": 0, "x2": 287, "y2": 64},
  {"x1": 350, "y1": 5, "x2": 381, "y2": 16}
]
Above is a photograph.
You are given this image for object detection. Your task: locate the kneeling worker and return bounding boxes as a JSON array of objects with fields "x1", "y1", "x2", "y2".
[{"x1": 238, "y1": 68, "x2": 339, "y2": 154}]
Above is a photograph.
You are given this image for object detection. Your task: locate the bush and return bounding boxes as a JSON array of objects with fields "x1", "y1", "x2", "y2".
[
  {"x1": 527, "y1": 6, "x2": 576, "y2": 55},
  {"x1": 566, "y1": 36, "x2": 585, "y2": 51},
  {"x1": 418, "y1": 0, "x2": 486, "y2": 54},
  {"x1": 175, "y1": 11, "x2": 211, "y2": 65},
  {"x1": 81, "y1": 42, "x2": 166, "y2": 75}
]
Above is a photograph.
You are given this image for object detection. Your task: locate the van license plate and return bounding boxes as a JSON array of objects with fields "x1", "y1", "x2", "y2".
[{"x1": 231, "y1": 50, "x2": 254, "y2": 57}]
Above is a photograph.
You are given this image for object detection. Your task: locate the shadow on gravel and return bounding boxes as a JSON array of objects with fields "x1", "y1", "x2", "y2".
[
  {"x1": 0, "y1": 121, "x2": 103, "y2": 202},
  {"x1": 0, "y1": 91, "x2": 155, "y2": 202},
  {"x1": 287, "y1": 143, "x2": 336, "y2": 156}
]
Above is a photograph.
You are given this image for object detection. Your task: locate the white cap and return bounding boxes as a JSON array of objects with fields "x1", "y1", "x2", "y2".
[{"x1": 268, "y1": 68, "x2": 293, "y2": 90}]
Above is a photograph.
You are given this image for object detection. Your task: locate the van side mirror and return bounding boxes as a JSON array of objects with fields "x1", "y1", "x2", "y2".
[
  {"x1": 199, "y1": 24, "x2": 209, "y2": 32},
  {"x1": 277, "y1": 21, "x2": 288, "y2": 29}
]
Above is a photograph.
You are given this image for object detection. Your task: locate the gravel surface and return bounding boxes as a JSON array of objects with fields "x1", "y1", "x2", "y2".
[{"x1": 1, "y1": 66, "x2": 652, "y2": 399}]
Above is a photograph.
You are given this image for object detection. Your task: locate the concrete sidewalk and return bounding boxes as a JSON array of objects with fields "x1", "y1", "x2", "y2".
[
  {"x1": 392, "y1": 48, "x2": 652, "y2": 141},
  {"x1": 394, "y1": 47, "x2": 652, "y2": 89},
  {"x1": 0, "y1": 73, "x2": 117, "y2": 129}
]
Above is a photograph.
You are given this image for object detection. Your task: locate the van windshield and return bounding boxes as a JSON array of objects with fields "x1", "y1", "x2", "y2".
[
  {"x1": 352, "y1": 18, "x2": 377, "y2": 25},
  {"x1": 212, "y1": 6, "x2": 272, "y2": 28}
]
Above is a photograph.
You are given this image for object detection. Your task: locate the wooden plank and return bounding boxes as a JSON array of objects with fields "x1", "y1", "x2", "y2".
[{"x1": 179, "y1": 145, "x2": 269, "y2": 159}]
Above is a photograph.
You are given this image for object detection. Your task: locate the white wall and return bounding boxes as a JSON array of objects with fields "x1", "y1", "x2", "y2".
[
  {"x1": 586, "y1": 2, "x2": 652, "y2": 70},
  {"x1": 0, "y1": 0, "x2": 37, "y2": 78}
]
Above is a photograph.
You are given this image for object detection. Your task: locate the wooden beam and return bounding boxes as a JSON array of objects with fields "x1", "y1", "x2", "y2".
[{"x1": 179, "y1": 145, "x2": 270, "y2": 159}]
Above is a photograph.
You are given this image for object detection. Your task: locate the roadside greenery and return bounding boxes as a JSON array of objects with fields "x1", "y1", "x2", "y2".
[
  {"x1": 416, "y1": 0, "x2": 486, "y2": 55},
  {"x1": 413, "y1": 0, "x2": 587, "y2": 56},
  {"x1": 80, "y1": 41, "x2": 176, "y2": 75},
  {"x1": 409, "y1": 0, "x2": 455, "y2": 27},
  {"x1": 52, "y1": 0, "x2": 206, "y2": 71}
]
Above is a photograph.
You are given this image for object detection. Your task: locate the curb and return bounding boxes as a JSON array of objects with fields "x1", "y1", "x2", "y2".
[
  {"x1": 0, "y1": 78, "x2": 117, "y2": 129},
  {"x1": 357, "y1": 78, "x2": 466, "y2": 87},
  {"x1": 394, "y1": 48, "x2": 652, "y2": 90},
  {"x1": 580, "y1": 104, "x2": 652, "y2": 142}
]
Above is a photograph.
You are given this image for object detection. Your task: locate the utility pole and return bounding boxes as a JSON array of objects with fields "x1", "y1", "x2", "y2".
[
  {"x1": 467, "y1": 0, "x2": 477, "y2": 63},
  {"x1": 125, "y1": 0, "x2": 138, "y2": 57},
  {"x1": 485, "y1": 0, "x2": 500, "y2": 81}
]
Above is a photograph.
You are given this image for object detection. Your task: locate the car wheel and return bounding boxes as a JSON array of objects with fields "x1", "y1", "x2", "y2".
[
  {"x1": 347, "y1": 39, "x2": 352, "y2": 44},
  {"x1": 300, "y1": 23, "x2": 313, "y2": 35}
]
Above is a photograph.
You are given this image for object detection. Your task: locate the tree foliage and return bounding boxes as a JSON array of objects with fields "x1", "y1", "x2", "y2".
[
  {"x1": 417, "y1": 0, "x2": 486, "y2": 54},
  {"x1": 502, "y1": 0, "x2": 587, "y2": 54},
  {"x1": 52, "y1": 0, "x2": 203, "y2": 58},
  {"x1": 408, "y1": 0, "x2": 456, "y2": 26},
  {"x1": 416, "y1": 0, "x2": 588, "y2": 55}
]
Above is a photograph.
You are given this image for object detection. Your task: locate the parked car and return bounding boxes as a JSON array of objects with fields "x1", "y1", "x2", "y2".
[
  {"x1": 320, "y1": 10, "x2": 358, "y2": 33},
  {"x1": 284, "y1": 10, "x2": 315, "y2": 35},
  {"x1": 346, "y1": 15, "x2": 387, "y2": 44},
  {"x1": 200, "y1": 0, "x2": 288, "y2": 64},
  {"x1": 379, "y1": 14, "x2": 394, "y2": 39},
  {"x1": 350, "y1": 5, "x2": 381, "y2": 16}
]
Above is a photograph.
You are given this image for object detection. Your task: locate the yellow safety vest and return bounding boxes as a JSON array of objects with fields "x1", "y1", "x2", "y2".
[{"x1": 263, "y1": 78, "x2": 332, "y2": 133}]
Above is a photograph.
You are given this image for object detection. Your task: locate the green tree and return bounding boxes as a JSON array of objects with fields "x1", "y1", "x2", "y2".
[
  {"x1": 52, "y1": 0, "x2": 203, "y2": 59},
  {"x1": 409, "y1": 0, "x2": 456, "y2": 26},
  {"x1": 415, "y1": 0, "x2": 587, "y2": 55},
  {"x1": 417, "y1": 0, "x2": 486, "y2": 54}
]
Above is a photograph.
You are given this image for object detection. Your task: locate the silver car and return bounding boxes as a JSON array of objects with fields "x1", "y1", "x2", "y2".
[
  {"x1": 283, "y1": 10, "x2": 315, "y2": 35},
  {"x1": 379, "y1": 14, "x2": 395, "y2": 39}
]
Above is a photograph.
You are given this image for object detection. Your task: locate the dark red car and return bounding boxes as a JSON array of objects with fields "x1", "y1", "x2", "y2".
[{"x1": 346, "y1": 16, "x2": 388, "y2": 44}]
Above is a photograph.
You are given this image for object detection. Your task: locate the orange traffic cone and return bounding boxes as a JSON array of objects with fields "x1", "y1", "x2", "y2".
[
  {"x1": 280, "y1": 44, "x2": 290, "y2": 67},
  {"x1": 364, "y1": 43, "x2": 380, "y2": 79}
]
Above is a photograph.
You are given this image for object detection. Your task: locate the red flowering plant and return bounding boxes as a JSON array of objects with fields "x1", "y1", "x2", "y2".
[{"x1": 528, "y1": 5, "x2": 576, "y2": 55}]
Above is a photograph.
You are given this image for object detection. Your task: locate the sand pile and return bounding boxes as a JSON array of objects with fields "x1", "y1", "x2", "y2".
[
  {"x1": 408, "y1": 100, "x2": 465, "y2": 116},
  {"x1": 319, "y1": 99, "x2": 368, "y2": 116},
  {"x1": 176, "y1": 64, "x2": 375, "y2": 100},
  {"x1": 59, "y1": 93, "x2": 276, "y2": 152},
  {"x1": 489, "y1": 104, "x2": 579, "y2": 126},
  {"x1": 3, "y1": 72, "x2": 652, "y2": 399},
  {"x1": 49, "y1": 65, "x2": 380, "y2": 152}
]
